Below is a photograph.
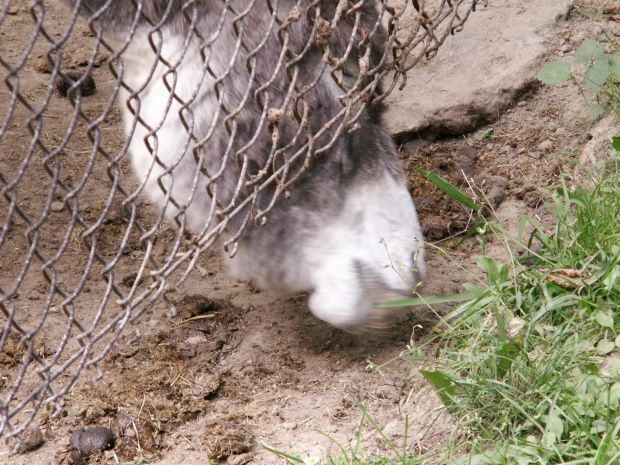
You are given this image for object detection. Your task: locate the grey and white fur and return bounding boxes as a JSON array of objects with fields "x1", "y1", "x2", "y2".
[{"x1": 64, "y1": 0, "x2": 426, "y2": 330}]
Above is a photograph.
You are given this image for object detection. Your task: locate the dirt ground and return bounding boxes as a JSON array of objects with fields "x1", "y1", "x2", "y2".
[{"x1": 1, "y1": 1, "x2": 617, "y2": 464}]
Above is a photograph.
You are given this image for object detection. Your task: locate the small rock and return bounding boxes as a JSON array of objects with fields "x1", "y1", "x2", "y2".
[
  {"x1": 569, "y1": 34, "x2": 583, "y2": 45},
  {"x1": 19, "y1": 424, "x2": 44, "y2": 452},
  {"x1": 603, "y1": 4, "x2": 620, "y2": 14},
  {"x1": 555, "y1": 127, "x2": 567, "y2": 136},
  {"x1": 381, "y1": 420, "x2": 405, "y2": 441},
  {"x1": 375, "y1": 384, "x2": 399, "y2": 402},
  {"x1": 517, "y1": 101, "x2": 527, "y2": 107},
  {"x1": 185, "y1": 335, "x2": 208, "y2": 346},
  {"x1": 51, "y1": 201, "x2": 64, "y2": 212},
  {"x1": 459, "y1": 145, "x2": 478, "y2": 161},
  {"x1": 70, "y1": 426, "x2": 115, "y2": 464},
  {"x1": 538, "y1": 140, "x2": 553, "y2": 151},
  {"x1": 55, "y1": 72, "x2": 96, "y2": 98},
  {"x1": 422, "y1": 216, "x2": 449, "y2": 241},
  {"x1": 487, "y1": 186, "x2": 506, "y2": 208},
  {"x1": 560, "y1": 43, "x2": 572, "y2": 53},
  {"x1": 34, "y1": 55, "x2": 54, "y2": 74}
]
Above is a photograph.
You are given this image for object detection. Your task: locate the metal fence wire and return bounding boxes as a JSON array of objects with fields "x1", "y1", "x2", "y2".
[{"x1": 0, "y1": 0, "x2": 483, "y2": 449}]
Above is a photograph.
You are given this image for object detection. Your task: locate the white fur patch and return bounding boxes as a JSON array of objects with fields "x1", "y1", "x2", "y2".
[
  {"x1": 300, "y1": 173, "x2": 425, "y2": 329},
  {"x1": 117, "y1": 29, "x2": 220, "y2": 233}
]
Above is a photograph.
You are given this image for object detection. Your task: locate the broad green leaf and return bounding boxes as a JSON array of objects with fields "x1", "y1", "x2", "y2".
[
  {"x1": 594, "y1": 304, "x2": 614, "y2": 328},
  {"x1": 606, "y1": 382, "x2": 620, "y2": 410},
  {"x1": 419, "y1": 370, "x2": 457, "y2": 408},
  {"x1": 542, "y1": 431, "x2": 557, "y2": 448},
  {"x1": 609, "y1": 55, "x2": 620, "y2": 79},
  {"x1": 588, "y1": 104, "x2": 606, "y2": 121},
  {"x1": 574, "y1": 37, "x2": 607, "y2": 64},
  {"x1": 615, "y1": 334, "x2": 620, "y2": 347},
  {"x1": 583, "y1": 363, "x2": 600, "y2": 375},
  {"x1": 412, "y1": 166, "x2": 480, "y2": 212},
  {"x1": 538, "y1": 61, "x2": 571, "y2": 84},
  {"x1": 462, "y1": 282, "x2": 486, "y2": 297},
  {"x1": 583, "y1": 59, "x2": 610, "y2": 91},
  {"x1": 597, "y1": 338, "x2": 615, "y2": 354},
  {"x1": 495, "y1": 342, "x2": 520, "y2": 379},
  {"x1": 613, "y1": 136, "x2": 620, "y2": 153},
  {"x1": 546, "y1": 410, "x2": 564, "y2": 440},
  {"x1": 477, "y1": 257, "x2": 509, "y2": 284}
]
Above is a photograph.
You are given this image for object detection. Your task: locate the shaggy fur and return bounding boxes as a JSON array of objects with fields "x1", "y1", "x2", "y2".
[{"x1": 64, "y1": 0, "x2": 426, "y2": 330}]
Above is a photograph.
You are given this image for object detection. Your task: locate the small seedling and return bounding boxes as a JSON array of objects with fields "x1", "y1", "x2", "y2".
[{"x1": 539, "y1": 36, "x2": 620, "y2": 119}]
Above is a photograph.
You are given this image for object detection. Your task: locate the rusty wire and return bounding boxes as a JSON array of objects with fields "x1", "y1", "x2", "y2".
[{"x1": 0, "y1": 0, "x2": 483, "y2": 450}]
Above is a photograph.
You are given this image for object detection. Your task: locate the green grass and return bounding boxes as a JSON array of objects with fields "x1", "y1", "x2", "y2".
[
  {"x1": 406, "y1": 150, "x2": 620, "y2": 464},
  {"x1": 264, "y1": 147, "x2": 620, "y2": 464}
]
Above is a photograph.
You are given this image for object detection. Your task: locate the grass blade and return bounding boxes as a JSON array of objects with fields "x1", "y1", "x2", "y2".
[
  {"x1": 373, "y1": 292, "x2": 476, "y2": 308},
  {"x1": 412, "y1": 166, "x2": 480, "y2": 212}
]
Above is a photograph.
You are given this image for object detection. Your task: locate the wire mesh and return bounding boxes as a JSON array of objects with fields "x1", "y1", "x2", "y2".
[{"x1": 0, "y1": 0, "x2": 484, "y2": 450}]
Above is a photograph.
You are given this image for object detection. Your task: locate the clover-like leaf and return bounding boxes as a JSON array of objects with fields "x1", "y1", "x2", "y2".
[
  {"x1": 574, "y1": 37, "x2": 607, "y2": 64},
  {"x1": 538, "y1": 61, "x2": 571, "y2": 84},
  {"x1": 583, "y1": 58, "x2": 610, "y2": 91}
]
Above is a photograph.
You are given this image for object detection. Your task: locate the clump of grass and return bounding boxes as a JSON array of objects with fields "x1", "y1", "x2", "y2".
[{"x1": 411, "y1": 150, "x2": 620, "y2": 464}]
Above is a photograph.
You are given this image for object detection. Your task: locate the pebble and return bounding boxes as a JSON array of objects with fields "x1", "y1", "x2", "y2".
[
  {"x1": 555, "y1": 127, "x2": 567, "y2": 136},
  {"x1": 569, "y1": 34, "x2": 583, "y2": 45},
  {"x1": 375, "y1": 384, "x2": 400, "y2": 403},
  {"x1": 185, "y1": 335, "x2": 207, "y2": 346},
  {"x1": 487, "y1": 186, "x2": 506, "y2": 208},
  {"x1": 381, "y1": 420, "x2": 405, "y2": 441},
  {"x1": 517, "y1": 101, "x2": 527, "y2": 107},
  {"x1": 70, "y1": 426, "x2": 115, "y2": 464},
  {"x1": 422, "y1": 216, "x2": 449, "y2": 241},
  {"x1": 538, "y1": 140, "x2": 553, "y2": 151},
  {"x1": 50, "y1": 201, "x2": 64, "y2": 212},
  {"x1": 19, "y1": 424, "x2": 44, "y2": 452},
  {"x1": 55, "y1": 72, "x2": 97, "y2": 98}
]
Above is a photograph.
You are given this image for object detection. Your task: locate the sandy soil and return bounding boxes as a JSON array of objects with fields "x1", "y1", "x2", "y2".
[{"x1": 1, "y1": 1, "x2": 616, "y2": 464}]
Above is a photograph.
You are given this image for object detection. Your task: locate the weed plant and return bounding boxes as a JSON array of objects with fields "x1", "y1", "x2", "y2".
[
  {"x1": 538, "y1": 35, "x2": 620, "y2": 119},
  {"x1": 414, "y1": 151, "x2": 620, "y2": 464}
]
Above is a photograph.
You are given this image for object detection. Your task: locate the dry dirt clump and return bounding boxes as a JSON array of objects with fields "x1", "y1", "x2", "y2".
[
  {"x1": 202, "y1": 421, "x2": 255, "y2": 460},
  {"x1": 58, "y1": 296, "x2": 242, "y2": 462}
]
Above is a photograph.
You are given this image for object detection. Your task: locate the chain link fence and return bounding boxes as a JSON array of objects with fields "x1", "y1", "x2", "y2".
[{"x1": 0, "y1": 0, "x2": 484, "y2": 451}]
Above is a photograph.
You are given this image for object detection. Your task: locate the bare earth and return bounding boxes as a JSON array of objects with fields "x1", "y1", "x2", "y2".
[{"x1": 1, "y1": 1, "x2": 618, "y2": 464}]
